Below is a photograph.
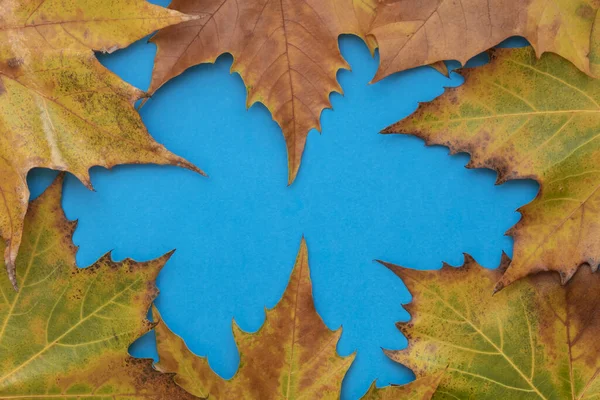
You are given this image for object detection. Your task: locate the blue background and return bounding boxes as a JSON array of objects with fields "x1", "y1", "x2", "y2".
[{"x1": 27, "y1": 6, "x2": 539, "y2": 399}]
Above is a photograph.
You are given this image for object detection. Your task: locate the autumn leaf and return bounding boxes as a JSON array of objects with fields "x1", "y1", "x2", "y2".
[
  {"x1": 370, "y1": 0, "x2": 600, "y2": 82},
  {"x1": 383, "y1": 46, "x2": 600, "y2": 289},
  {"x1": 379, "y1": 254, "x2": 600, "y2": 399},
  {"x1": 0, "y1": 176, "x2": 197, "y2": 398},
  {"x1": 0, "y1": 0, "x2": 204, "y2": 290},
  {"x1": 152, "y1": 238, "x2": 441, "y2": 399},
  {"x1": 148, "y1": 0, "x2": 378, "y2": 185},
  {"x1": 362, "y1": 372, "x2": 444, "y2": 400}
]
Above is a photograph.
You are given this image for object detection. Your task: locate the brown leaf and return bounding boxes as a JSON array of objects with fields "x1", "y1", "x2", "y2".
[
  {"x1": 149, "y1": 0, "x2": 378, "y2": 184},
  {"x1": 0, "y1": 0, "x2": 204, "y2": 290},
  {"x1": 0, "y1": 176, "x2": 197, "y2": 399},
  {"x1": 429, "y1": 61, "x2": 449, "y2": 77},
  {"x1": 370, "y1": 0, "x2": 600, "y2": 82},
  {"x1": 380, "y1": 254, "x2": 600, "y2": 399},
  {"x1": 152, "y1": 238, "x2": 440, "y2": 399}
]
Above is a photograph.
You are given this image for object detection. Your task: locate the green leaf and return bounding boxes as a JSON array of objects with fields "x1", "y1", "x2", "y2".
[
  {"x1": 0, "y1": 0, "x2": 203, "y2": 290},
  {"x1": 380, "y1": 255, "x2": 600, "y2": 399},
  {"x1": 384, "y1": 46, "x2": 600, "y2": 289},
  {"x1": 0, "y1": 176, "x2": 196, "y2": 399}
]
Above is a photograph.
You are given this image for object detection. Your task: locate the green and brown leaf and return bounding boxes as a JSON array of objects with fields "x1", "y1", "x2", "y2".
[
  {"x1": 380, "y1": 255, "x2": 600, "y2": 399},
  {"x1": 0, "y1": 0, "x2": 203, "y2": 290},
  {"x1": 153, "y1": 238, "x2": 441, "y2": 399},
  {"x1": 384, "y1": 46, "x2": 600, "y2": 288},
  {"x1": 0, "y1": 176, "x2": 196, "y2": 399}
]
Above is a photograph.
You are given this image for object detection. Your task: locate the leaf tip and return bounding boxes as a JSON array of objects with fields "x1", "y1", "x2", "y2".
[
  {"x1": 375, "y1": 259, "x2": 402, "y2": 273},
  {"x1": 178, "y1": 159, "x2": 207, "y2": 177},
  {"x1": 160, "y1": 249, "x2": 177, "y2": 262},
  {"x1": 287, "y1": 167, "x2": 299, "y2": 186},
  {"x1": 381, "y1": 347, "x2": 399, "y2": 361},
  {"x1": 299, "y1": 235, "x2": 307, "y2": 250},
  {"x1": 293, "y1": 237, "x2": 309, "y2": 272},
  {"x1": 492, "y1": 280, "x2": 505, "y2": 294},
  {"x1": 380, "y1": 124, "x2": 395, "y2": 134},
  {"x1": 151, "y1": 304, "x2": 162, "y2": 322}
]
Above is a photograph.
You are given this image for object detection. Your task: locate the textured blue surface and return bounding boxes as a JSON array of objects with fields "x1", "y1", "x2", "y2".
[{"x1": 27, "y1": 19, "x2": 538, "y2": 400}]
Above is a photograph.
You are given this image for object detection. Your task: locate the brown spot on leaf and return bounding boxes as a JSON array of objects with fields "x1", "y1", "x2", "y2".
[
  {"x1": 6, "y1": 58, "x2": 23, "y2": 69},
  {"x1": 577, "y1": 4, "x2": 596, "y2": 19}
]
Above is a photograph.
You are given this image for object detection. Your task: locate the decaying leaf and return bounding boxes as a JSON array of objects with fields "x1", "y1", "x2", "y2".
[
  {"x1": 384, "y1": 46, "x2": 600, "y2": 289},
  {"x1": 379, "y1": 254, "x2": 600, "y2": 399},
  {"x1": 362, "y1": 372, "x2": 444, "y2": 400},
  {"x1": 429, "y1": 61, "x2": 449, "y2": 78},
  {"x1": 0, "y1": 176, "x2": 197, "y2": 398},
  {"x1": 153, "y1": 238, "x2": 441, "y2": 399},
  {"x1": 370, "y1": 0, "x2": 600, "y2": 82},
  {"x1": 148, "y1": 0, "x2": 378, "y2": 185},
  {"x1": 0, "y1": 0, "x2": 204, "y2": 290}
]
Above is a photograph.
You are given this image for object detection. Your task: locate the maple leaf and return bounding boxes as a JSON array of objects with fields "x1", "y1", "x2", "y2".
[
  {"x1": 148, "y1": 0, "x2": 378, "y2": 185},
  {"x1": 0, "y1": 0, "x2": 205, "y2": 291},
  {"x1": 379, "y1": 254, "x2": 600, "y2": 399},
  {"x1": 370, "y1": 0, "x2": 600, "y2": 82},
  {"x1": 383, "y1": 46, "x2": 600, "y2": 289},
  {"x1": 152, "y1": 238, "x2": 441, "y2": 399},
  {"x1": 0, "y1": 176, "x2": 197, "y2": 399},
  {"x1": 362, "y1": 372, "x2": 444, "y2": 400}
]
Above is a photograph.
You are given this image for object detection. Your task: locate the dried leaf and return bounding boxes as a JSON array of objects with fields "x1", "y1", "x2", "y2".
[
  {"x1": 148, "y1": 0, "x2": 378, "y2": 184},
  {"x1": 0, "y1": 0, "x2": 204, "y2": 290},
  {"x1": 153, "y1": 238, "x2": 440, "y2": 399},
  {"x1": 380, "y1": 254, "x2": 600, "y2": 399},
  {"x1": 384, "y1": 46, "x2": 600, "y2": 289},
  {"x1": 362, "y1": 372, "x2": 444, "y2": 400},
  {"x1": 429, "y1": 61, "x2": 449, "y2": 77},
  {"x1": 370, "y1": 0, "x2": 600, "y2": 81},
  {"x1": 0, "y1": 176, "x2": 197, "y2": 398}
]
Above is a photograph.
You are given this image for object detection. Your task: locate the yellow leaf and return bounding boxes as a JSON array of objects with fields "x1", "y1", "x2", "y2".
[
  {"x1": 0, "y1": 176, "x2": 197, "y2": 398},
  {"x1": 0, "y1": 0, "x2": 204, "y2": 290},
  {"x1": 148, "y1": 0, "x2": 378, "y2": 184},
  {"x1": 153, "y1": 238, "x2": 441, "y2": 399},
  {"x1": 384, "y1": 46, "x2": 600, "y2": 289},
  {"x1": 380, "y1": 255, "x2": 600, "y2": 399},
  {"x1": 370, "y1": 0, "x2": 600, "y2": 81}
]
